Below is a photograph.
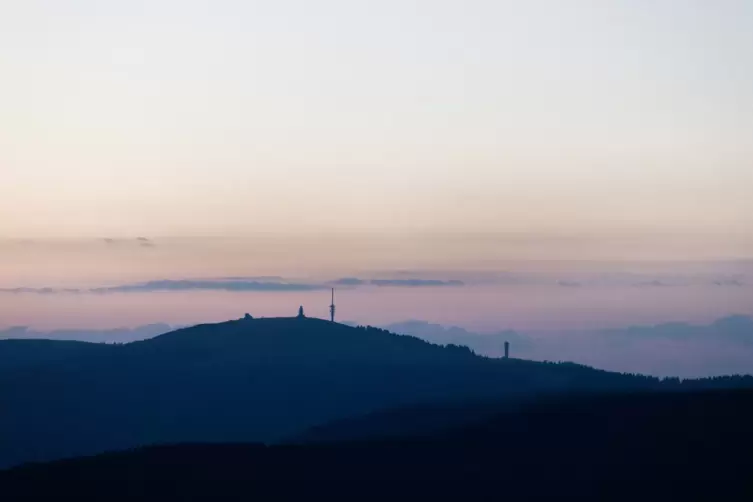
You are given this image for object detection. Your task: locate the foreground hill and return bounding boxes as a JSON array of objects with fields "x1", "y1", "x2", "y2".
[
  {"x1": 2, "y1": 389, "x2": 752, "y2": 500},
  {"x1": 1, "y1": 316, "x2": 751, "y2": 468}
]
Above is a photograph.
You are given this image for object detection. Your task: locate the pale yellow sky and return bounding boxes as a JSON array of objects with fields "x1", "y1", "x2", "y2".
[
  {"x1": 2, "y1": 2, "x2": 753, "y2": 347},
  {"x1": 1, "y1": 1, "x2": 752, "y2": 246}
]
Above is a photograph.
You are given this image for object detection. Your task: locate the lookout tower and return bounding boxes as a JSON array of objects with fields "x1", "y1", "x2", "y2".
[
  {"x1": 297, "y1": 306, "x2": 305, "y2": 318},
  {"x1": 504, "y1": 341, "x2": 510, "y2": 359}
]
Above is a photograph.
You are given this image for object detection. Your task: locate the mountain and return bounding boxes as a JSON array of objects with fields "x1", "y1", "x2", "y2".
[
  {"x1": 1, "y1": 316, "x2": 751, "y2": 469},
  {"x1": 608, "y1": 314, "x2": 753, "y2": 344},
  {"x1": 383, "y1": 320, "x2": 534, "y2": 358},
  {"x1": 2, "y1": 389, "x2": 753, "y2": 500},
  {"x1": 0, "y1": 338, "x2": 113, "y2": 371},
  {"x1": 0, "y1": 323, "x2": 175, "y2": 343},
  {"x1": 387, "y1": 315, "x2": 753, "y2": 377}
]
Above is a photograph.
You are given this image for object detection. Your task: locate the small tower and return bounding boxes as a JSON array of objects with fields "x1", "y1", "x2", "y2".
[
  {"x1": 298, "y1": 306, "x2": 305, "y2": 318},
  {"x1": 504, "y1": 341, "x2": 510, "y2": 359},
  {"x1": 329, "y1": 288, "x2": 336, "y2": 323}
]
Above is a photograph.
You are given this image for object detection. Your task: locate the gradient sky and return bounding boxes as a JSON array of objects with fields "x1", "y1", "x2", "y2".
[
  {"x1": 2, "y1": 2, "x2": 753, "y2": 333},
  {"x1": 2, "y1": 0, "x2": 752, "y2": 240}
]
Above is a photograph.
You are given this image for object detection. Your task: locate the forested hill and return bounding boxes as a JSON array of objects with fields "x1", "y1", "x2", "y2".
[
  {"x1": 3, "y1": 389, "x2": 753, "y2": 500},
  {"x1": 1, "y1": 316, "x2": 751, "y2": 468}
]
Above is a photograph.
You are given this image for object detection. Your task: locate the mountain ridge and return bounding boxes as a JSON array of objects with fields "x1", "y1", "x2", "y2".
[{"x1": 1, "y1": 316, "x2": 752, "y2": 469}]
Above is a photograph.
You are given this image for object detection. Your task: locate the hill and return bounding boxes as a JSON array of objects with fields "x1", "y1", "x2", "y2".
[
  {"x1": 0, "y1": 323, "x2": 174, "y2": 344},
  {"x1": 1, "y1": 316, "x2": 751, "y2": 468},
  {"x1": 0, "y1": 338, "x2": 114, "y2": 371},
  {"x1": 2, "y1": 389, "x2": 753, "y2": 500}
]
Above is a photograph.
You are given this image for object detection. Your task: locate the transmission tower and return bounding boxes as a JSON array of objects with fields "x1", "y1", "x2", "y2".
[{"x1": 329, "y1": 288, "x2": 336, "y2": 322}]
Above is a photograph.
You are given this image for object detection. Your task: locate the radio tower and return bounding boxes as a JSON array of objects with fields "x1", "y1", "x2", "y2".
[{"x1": 329, "y1": 288, "x2": 336, "y2": 322}]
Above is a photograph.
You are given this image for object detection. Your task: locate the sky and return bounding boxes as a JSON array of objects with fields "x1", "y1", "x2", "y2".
[
  {"x1": 2, "y1": 0, "x2": 752, "y2": 238},
  {"x1": 1, "y1": 1, "x2": 752, "y2": 332}
]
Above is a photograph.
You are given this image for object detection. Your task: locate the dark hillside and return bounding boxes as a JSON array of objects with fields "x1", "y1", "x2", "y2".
[
  {"x1": 0, "y1": 339, "x2": 113, "y2": 371},
  {"x1": 1, "y1": 316, "x2": 751, "y2": 469},
  {"x1": 2, "y1": 389, "x2": 752, "y2": 501}
]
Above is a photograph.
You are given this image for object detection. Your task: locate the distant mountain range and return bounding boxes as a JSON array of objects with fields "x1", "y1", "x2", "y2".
[
  {"x1": 9, "y1": 315, "x2": 752, "y2": 347},
  {"x1": 4, "y1": 315, "x2": 753, "y2": 377},
  {"x1": 1, "y1": 315, "x2": 752, "y2": 469},
  {"x1": 385, "y1": 315, "x2": 753, "y2": 353},
  {"x1": 0, "y1": 323, "x2": 175, "y2": 343},
  {"x1": 385, "y1": 315, "x2": 753, "y2": 377},
  {"x1": 382, "y1": 320, "x2": 534, "y2": 357}
]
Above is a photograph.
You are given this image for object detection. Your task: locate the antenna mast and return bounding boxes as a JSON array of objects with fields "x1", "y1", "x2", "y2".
[{"x1": 329, "y1": 288, "x2": 336, "y2": 322}]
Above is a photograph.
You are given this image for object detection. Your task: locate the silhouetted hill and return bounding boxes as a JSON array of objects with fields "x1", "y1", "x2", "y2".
[
  {"x1": 1, "y1": 316, "x2": 752, "y2": 469},
  {"x1": 292, "y1": 375, "x2": 753, "y2": 443},
  {"x1": 0, "y1": 338, "x2": 113, "y2": 371},
  {"x1": 0, "y1": 323, "x2": 175, "y2": 343},
  {"x1": 2, "y1": 389, "x2": 752, "y2": 500},
  {"x1": 289, "y1": 400, "x2": 520, "y2": 444}
]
